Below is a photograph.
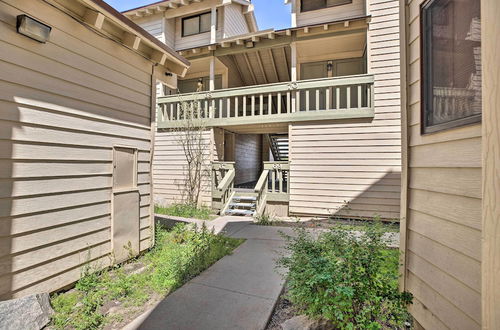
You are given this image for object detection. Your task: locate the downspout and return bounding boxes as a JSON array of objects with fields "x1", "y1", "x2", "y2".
[
  {"x1": 398, "y1": 0, "x2": 410, "y2": 292},
  {"x1": 149, "y1": 64, "x2": 158, "y2": 248}
]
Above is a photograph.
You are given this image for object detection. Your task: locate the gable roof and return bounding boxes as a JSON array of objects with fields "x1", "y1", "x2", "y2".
[{"x1": 122, "y1": 0, "x2": 258, "y2": 33}]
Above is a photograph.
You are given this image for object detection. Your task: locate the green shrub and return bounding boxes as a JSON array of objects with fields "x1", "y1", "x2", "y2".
[
  {"x1": 278, "y1": 222, "x2": 412, "y2": 329},
  {"x1": 51, "y1": 224, "x2": 243, "y2": 329},
  {"x1": 155, "y1": 203, "x2": 214, "y2": 220},
  {"x1": 254, "y1": 213, "x2": 274, "y2": 226}
]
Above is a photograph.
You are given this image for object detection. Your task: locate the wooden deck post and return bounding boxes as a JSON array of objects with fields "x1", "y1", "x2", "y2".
[{"x1": 481, "y1": 0, "x2": 500, "y2": 327}]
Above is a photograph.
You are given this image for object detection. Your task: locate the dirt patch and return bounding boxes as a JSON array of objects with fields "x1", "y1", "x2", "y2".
[{"x1": 266, "y1": 287, "x2": 299, "y2": 330}]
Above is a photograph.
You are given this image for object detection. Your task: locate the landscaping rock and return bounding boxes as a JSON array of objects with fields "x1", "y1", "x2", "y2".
[
  {"x1": 0, "y1": 293, "x2": 53, "y2": 330},
  {"x1": 281, "y1": 315, "x2": 334, "y2": 330}
]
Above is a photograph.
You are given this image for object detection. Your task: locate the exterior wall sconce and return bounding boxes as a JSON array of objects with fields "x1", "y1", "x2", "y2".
[
  {"x1": 16, "y1": 15, "x2": 51, "y2": 43},
  {"x1": 327, "y1": 60, "x2": 333, "y2": 72}
]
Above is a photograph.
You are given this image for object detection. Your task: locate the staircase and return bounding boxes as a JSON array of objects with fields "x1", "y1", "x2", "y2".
[
  {"x1": 224, "y1": 190, "x2": 257, "y2": 216},
  {"x1": 268, "y1": 134, "x2": 289, "y2": 161}
]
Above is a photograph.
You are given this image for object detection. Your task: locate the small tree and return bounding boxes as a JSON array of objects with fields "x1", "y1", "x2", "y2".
[{"x1": 171, "y1": 97, "x2": 210, "y2": 207}]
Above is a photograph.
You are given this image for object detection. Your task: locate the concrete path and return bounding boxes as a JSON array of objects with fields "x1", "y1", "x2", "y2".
[{"x1": 129, "y1": 217, "x2": 294, "y2": 330}]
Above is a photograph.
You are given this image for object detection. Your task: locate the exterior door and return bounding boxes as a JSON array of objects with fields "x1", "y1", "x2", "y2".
[{"x1": 112, "y1": 146, "x2": 139, "y2": 263}]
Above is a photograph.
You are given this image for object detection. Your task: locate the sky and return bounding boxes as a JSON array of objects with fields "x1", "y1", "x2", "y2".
[{"x1": 107, "y1": 0, "x2": 292, "y2": 30}]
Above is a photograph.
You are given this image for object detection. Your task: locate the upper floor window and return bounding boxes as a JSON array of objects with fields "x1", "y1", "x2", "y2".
[
  {"x1": 421, "y1": 0, "x2": 481, "y2": 133},
  {"x1": 300, "y1": 0, "x2": 353, "y2": 12},
  {"x1": 182, "y1": 12, "x2": 211, "y2": 37}
]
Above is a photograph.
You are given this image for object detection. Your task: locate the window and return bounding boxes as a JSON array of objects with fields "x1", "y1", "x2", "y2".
[
  {"x1": 300, "y1": 0, "x2": 352, "y2": 12},
  {"x1": 421, "y1": 0, "x2": 481, "y2": 133},
  {"x1": 182, "y1": 12, "x2": 211, "y2": 37}
]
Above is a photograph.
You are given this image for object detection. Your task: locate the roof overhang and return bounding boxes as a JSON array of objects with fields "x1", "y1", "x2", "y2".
[
  {"x1": 122, "y1": 0, "x2": 257, "y2": 32},
  {"x1": 177, "y1": 15, "x2": 370, "y2": 58},
  {"x1": 48, "y1": 0, "x2": 190, "y2": 77}
]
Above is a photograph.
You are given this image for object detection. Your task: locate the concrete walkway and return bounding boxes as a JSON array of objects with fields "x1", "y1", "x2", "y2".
[{"x1": 128, "y1": 217, "x2": 294, "y2": 330}]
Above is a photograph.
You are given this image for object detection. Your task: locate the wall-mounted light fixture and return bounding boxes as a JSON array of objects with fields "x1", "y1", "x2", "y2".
[
  {"x1": 16, "y1": 15, "x2": 51, "y2": 43},
  {"x1": 326, "y1": 60, "x2": 333, "y2": 72},
  {"x1": 165, "y1": 72, "x2": 173, "y2": 77}
]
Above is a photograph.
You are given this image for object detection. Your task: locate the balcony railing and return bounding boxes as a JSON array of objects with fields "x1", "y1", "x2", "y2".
[{"x1": 157, "y1": 74, "x2": 374, "y2": 128}]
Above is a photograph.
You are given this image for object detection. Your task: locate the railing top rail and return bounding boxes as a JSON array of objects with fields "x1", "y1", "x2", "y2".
[
  {"x1": 216, "y1": 168, "x2": 235, "y2": 191},
  {"x1": 263, "y1": 161, "x2": 290, "y2": 170},
  {"x1": 254, "y1": 169, "x2": 270, "y2": 192},
  {"x1": 212, "y1": 161, "x2": 235, "y2": 170},
  {"x1": 158, "y1": 74, "x2": 374, "y2": 103}
]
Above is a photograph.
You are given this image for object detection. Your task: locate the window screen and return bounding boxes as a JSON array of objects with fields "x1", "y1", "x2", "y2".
[
  {"x1": 421, "y1": 0, "x2": 481, "y2": 133},
  {"x1": 200, "y1": 13, "x2": 211, "y2": 33},
  {"x1": 182, "y1": 16, "x2": 199, "y2": 36}
]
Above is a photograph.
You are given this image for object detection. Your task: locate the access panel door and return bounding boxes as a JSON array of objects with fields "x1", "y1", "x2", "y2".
[{"x1": 112, "y1": 146, "x2": 140, "y2": 264}]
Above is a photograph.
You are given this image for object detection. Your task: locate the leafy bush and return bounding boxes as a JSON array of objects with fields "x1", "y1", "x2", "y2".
[
  {"x1": 278, "y1": 223, "x2": 412, "y2": 329},
  {"x1": 51, "y1": 224, "x2": 243, "y2": 329},
  {"x1": 155, "y1": 203, "x2": 214, "y2": 220},
  {"x1": 254, "y1": 213, "x2": 275, "y2": 226}
]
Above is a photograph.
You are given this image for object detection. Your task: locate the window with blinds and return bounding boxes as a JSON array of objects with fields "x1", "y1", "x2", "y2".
[
  {"x1": 421, "y1": 0, "x2": 481, "y2": 133},
  {"x1": 182, "y1": 12, "x2": 211, "y2": 37},
  {"x1": 300, "y1": 0, "x2": 353, "y2": 12}
]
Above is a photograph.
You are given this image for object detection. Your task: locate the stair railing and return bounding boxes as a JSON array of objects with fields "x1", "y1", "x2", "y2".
[
  {"x1": 264, "y1": 161, "x2": 290, "y2": 202},
  {"x1": 254, "y1": 169, "x2": 270, "y2": 216},
  {"x1": 211, "y1": 162, "x2": 235, "y2": 214}
]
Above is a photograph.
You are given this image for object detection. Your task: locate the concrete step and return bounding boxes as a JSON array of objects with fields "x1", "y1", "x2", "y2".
[
  {"x1": 229, "y1": 202, "x2": 256, "y2": 209},
  {"x1": 233, "y1": 195, "x2": 257, "y2": 202},
  {"x1": 226, "y1": 209, "x2": 255, "y2": 216}
]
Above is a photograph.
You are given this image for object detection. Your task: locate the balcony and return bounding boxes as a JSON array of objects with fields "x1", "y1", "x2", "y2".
[{"x1": 157, "y1": 74, "x2": 374, "y2": 128}]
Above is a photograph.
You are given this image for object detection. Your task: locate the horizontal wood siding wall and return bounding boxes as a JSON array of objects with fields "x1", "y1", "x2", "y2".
[
  {"x1": 296, "y1": 0, "x2": 365, "y2": 26},
  {"x1": 153, "y1": 130, "x2": 213, "y2": 207},
  {"x1": 234, "y1": 134, "x2": 262, "y2": 185},
  {"x1": 135, "y1": 14, "x2": 165, "y2": 43},
  {"x1": 289, "y1": 0, "x2": 401, "y2": 219},
  {"x1": 403, "y1": 0, "x2": 482, "y2": 328},
  {"x1": 0, "y1": 0, "x2": 153, "y2": 299},
  {"x1": 223, "y1": 4, "x2": 249, "y2": 38}
]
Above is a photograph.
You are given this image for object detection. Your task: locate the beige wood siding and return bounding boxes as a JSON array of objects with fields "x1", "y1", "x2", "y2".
[
  {"x1": 234, "y1": 134, "x2": 262, "y2": 185},
  {"x1": 135, "y1": 14, "x2": 165, "y2": 43},
  {"x1": 402, "y1": 0, "x2": 482, "y2": 328},
  {"x1": 289, "y1": 0, "x2": 401, "y2": 219},
  {"x1": 0, "y1": 0, "x2": 154, "y2": 299},
  {"x1": 223, "y1": 4, "x2": 249, "y2": 38},
  {"x1": 153, "y1": 130, "x2": 213, "y2": 207},
  {"x1": 296, "y1": 0, "x2": 365, "y2": 27}
]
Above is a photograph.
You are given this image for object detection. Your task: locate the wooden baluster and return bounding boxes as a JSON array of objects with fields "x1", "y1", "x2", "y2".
[
  {"x1": 358, "y1": 85, "x2": 362, "y2": 109},
  {"x1": 243, "y1": 96, "x2": 247, "y2": 117},
  {"x1": 268, "y1": 93, "x2": 272, "y2": 115},
  {"x1": 271, "y1": 169, "x2": 276, "y2": 193},
  {"x1": 219, "y1": 99, "x2": 223, "y2": 118},
  {"x1": 211, "y1": 100, "x2": 215, "y2": 118},
  {"x1": 287, "y1": 91, "x2": 291, "y2": 113},
  {"x1": 197, "y1": 101, "x2": 201, "y2": 118},
  {"x1": 347, "y1": 87, "x2": 351, "y2": 109},
  {"x1": 316, "y1": 89, "x2": 320, "y2": 111},
  {"x1": 336, "y1": 87, "x2": 340, "y2": 109},
  {"x1": 227, "y1": 98, "x2": 231, "y2": 118},
  {"x1": 170, "y1": 104, "x2": 174, "y2": 120},
  {"x1": 251, "y1": 95, "x2": 255, "y2": 116},
  {"x1": 278, "y1": 92, "x2": 282, "y2": 114},
  {"x1": 235, "y1": 96, "x2": 239, "y2": 117},
  {"x1": 177, "y1": 103, "x2": 181, "y2": 120},
  {"x1": 296, "y1": 91, "x2": 300, "y2": 112},
  {"x1": 305, "y1": 90, "x2": 310, "y2": 111},
  {"x1": 326, "y1": 88, "x2": 331, "y2": 110},
  {"x1": 259, "y1": 94, "x2": 263, "y2": 116},
  {"x1": 278, "y1": 169, "x2": 283, "y2": 193}
]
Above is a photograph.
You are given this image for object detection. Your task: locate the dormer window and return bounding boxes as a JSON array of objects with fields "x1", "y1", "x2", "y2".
[
  {"x1": 301, "y1": 0, "x2": 353, "y2": 12},
  {"x1": 182, "y1": 12, "x2": 211, "y2": 37}
]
